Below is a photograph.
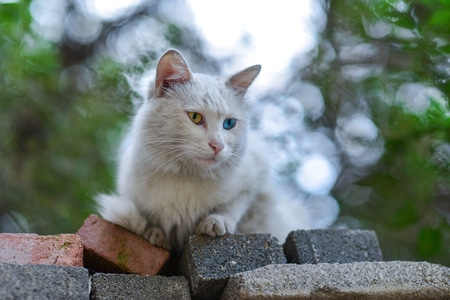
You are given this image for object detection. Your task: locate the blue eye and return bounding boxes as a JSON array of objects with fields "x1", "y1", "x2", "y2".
[{"x1": 223, "y1": 118, "x2": 236, "y2": 130}]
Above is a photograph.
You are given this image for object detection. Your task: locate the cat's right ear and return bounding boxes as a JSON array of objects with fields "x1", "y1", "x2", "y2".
[{"x1": 155, "y1": 49, "x2": 192, "y2": 97}]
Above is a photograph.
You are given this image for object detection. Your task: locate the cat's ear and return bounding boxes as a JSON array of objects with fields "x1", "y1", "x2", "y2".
[
  {"x1": 155, "y1": 49, "x2": 192, "y2": 97},
  {"x1": 226, "y1": 65, "x2": 261, "y2": 96}
]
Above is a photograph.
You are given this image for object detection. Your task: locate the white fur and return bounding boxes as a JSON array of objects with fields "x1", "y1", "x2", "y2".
[{"x1": 96, "y1": 49, "x2": 322, "y2": 253}]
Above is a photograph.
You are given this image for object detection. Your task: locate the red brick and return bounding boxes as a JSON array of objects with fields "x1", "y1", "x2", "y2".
[
  {"x1": 76, "y1": 214, "x2": 170, "y2": 276},
  {"x1": 0, "y1": 233, "x2": 83, "y2": 267}
]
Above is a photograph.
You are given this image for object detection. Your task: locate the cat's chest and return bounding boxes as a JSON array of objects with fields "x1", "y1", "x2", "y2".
[{"x1": 136, "y1": 175, "x2": 224, "y2": 213}]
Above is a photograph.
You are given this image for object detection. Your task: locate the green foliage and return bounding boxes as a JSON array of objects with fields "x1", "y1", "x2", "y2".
[
  {"x1": 165, "y1": 23, "x2": 183, "y2": 47},
  {"x1": 0, "y1": 2, "x2": 133, "y2": 233},
  {"x1": 307, "y1": 0, "x2": 450, "y2": 265},
  {"x1": 417, "y1": 227, "x2": 442, "y2": 258}
]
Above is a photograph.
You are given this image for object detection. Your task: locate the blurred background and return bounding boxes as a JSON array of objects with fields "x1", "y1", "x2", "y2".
[{"x1": 0, "y1": 0, "x2": 449, "y2": 266}]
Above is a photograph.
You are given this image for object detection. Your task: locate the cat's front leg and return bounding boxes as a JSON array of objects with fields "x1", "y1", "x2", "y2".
[
  {"x1": 196, "y1": 214, "x2": 236, "y2": 237},
  {"x1": 142, "y1": 226, "x2": 172, "y2": 252},
  {"x1": 96, "y1": 194, "x2": 173, "y2": 251},
  {"x1": 196, "y1": 191, "x2": 253, "y2": 237}
]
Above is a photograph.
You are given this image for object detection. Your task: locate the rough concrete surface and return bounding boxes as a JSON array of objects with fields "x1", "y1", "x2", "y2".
[
  {"x1": 0, "y1": 233, "x2": 83, "y2": 267},
  {"x1": 222, "y1": 261, "x2": 450, "y2": 299},
  {"x1": 0, "y1": 263, "x2": 89, "y2": 300},
  {"x1": 181, "y1": 234, "x2": 286, "y2": 300},
  {"x1": 283, "y1": 229, "x2": 382, "y2": 264},
  {"x1": 76, "y1": 214, "x2": 170, "y2": 275},
  {"x1": 91, "y1": 273, "x2": 191, "y2": 300}
]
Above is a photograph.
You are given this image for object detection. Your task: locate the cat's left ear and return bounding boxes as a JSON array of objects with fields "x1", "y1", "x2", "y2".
[
  {"x1": 155, "y1": 49, "x2": 192, "y2": 97},
  {"x1": 226, "y1": 65, "x2": 261, "y2": 96}
]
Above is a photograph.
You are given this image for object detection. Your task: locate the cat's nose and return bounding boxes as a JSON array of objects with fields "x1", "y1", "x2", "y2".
[{"x1": 209, "y1": 142, "x2": 224, "y2": 155}]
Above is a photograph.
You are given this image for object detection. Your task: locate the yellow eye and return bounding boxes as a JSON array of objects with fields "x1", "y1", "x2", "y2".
[{"x1": 187, "y1": 111, "x2": 203, "y2": 124}]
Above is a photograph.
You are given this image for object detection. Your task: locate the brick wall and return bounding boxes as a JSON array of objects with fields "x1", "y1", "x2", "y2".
[{"x1": 1, "y1": 214, "x2": 449, "y2": 299}]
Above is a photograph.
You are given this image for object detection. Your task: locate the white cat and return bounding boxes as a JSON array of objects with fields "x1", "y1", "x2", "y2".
[{"x1": 96, "y1": 49, "x2": 321, "y2": 253}]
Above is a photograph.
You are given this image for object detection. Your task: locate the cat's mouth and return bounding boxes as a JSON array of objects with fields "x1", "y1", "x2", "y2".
[{"x1": 196, "y1": 157, "x2": 218, "y2": 166}]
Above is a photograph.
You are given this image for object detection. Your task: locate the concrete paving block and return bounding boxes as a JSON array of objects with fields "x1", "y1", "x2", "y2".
[
  {"x1": 222, "y1": 261, "x2": 450, "y2": 299},
  {"x1": 180, "y1": 234, "x2": 286, "y2": 300},
  {"x1": 76, "y1": 214, "x2": 170, "y2": 275},
  {"x1": 0, "y1": 263, "x2": 89, "y2": 300},
  {"x1": 0, "y1": 233, "x2": 83, "y2": 267},
  {"x1": 91, "y1": 273, "x2": 191, "y2": 300},
  {"x1": 283, "y1": 229, "x2": 382, "y2": 264}
]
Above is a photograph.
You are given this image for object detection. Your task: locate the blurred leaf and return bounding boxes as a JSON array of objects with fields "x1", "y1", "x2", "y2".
[
  {"x1": 165, "y1": 23, "x2": 182, "y2": 47},
  {"x1": 417, "y1": 227, "x2": 442, "y2": 258},
  {"x1": 390, "y1": 205, "x2": 420, "y2": 228},
  {"x1": 0, "y1": 3, "x2": 19, "y2": 22}
]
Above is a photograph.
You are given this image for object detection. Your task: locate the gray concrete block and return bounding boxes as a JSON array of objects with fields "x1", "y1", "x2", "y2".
[
  {"x1": 222, "y1": 261, "x2": 450, "y2": 299},
  {"x1": 0, "y1": 263, "x2": 89, "y2": 300},
  {"x1": 283, "y1": 229, "x2": 382, "y2": 264},
  {"x1": 181, "y1": 234, "x2": 286, "y2": 300},
  {"x1": 91, "y1": 273, "x2": 190, "y2": 300}
]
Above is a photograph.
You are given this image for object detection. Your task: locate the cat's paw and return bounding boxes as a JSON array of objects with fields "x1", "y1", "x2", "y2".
[
  {"x1": 196, "y1": 214, "x2": 235, "y2": 237},
  {"x1": 142, "y1": 226, "x2": 172, "y2": 252}
]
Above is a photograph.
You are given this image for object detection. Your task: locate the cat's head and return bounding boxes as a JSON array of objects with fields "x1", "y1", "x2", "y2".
[{"x1": 140, "y1": 49, "x2": 260, "y2": 179}]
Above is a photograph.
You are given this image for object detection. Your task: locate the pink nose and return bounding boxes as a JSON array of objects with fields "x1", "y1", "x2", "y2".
[{"x1": 209, "y1": 142, "x2": 224, "y2": 155}]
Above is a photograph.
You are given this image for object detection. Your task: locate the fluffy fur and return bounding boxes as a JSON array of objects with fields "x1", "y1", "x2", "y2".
[{"x1": 96, "y1": 49, "x2": 316, "y2": 253}]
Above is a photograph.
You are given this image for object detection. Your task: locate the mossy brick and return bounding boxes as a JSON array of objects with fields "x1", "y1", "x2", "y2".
[
  {"x1": 283, "y1": 229, "x2": 382, "y2": 264},
  {"x1": 0, "y1": 233, "x2": 83, "y2": 267},
  {"x1": 91, "y1": 273, "x2": 191, "y2": 300},
  {"x1": 222, "y1": 262, "x2": 450, "y2": 299},
  {"x1": 0, "y1": 263, "x2": 89, "y2": 300},
  {"x1": 76, "y1": 214, "x2": 170, "y2": 275},
  {"x1": 180, "y1": 234, "x2": 286, "y2": 300}
]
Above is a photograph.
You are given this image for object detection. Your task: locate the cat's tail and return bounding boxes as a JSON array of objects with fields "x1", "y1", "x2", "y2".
[{"x1": 95, "y1": 193, "x2": 147, "y2": 236}]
